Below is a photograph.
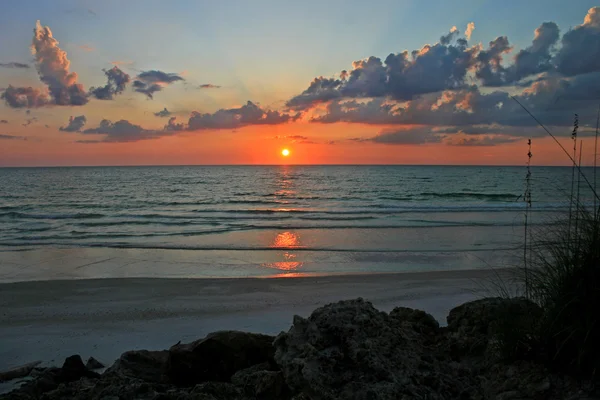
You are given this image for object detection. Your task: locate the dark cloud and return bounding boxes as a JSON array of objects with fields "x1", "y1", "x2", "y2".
[
  {"x1": 90, "y1": 66, "x2": 130, "y2": 100},
  {"x1": 154, "y1": 107, "x2": 172, "y2": 117},
  {"x1": 475, "y1": 22, "x2": 560, "y2": 86},
  {"x1": 473, "y1": 36, "x2": 512, "y2": 86},
  {"x1": 1, "y1": 85, "x2": 50, "y2": 108},
  {"x1": 365, "y1": 126, "x2": 520, "y2": 146},
  {"x1": 0, "y1": 134, "x2": 26, "y2": 140},
  {"x1": 133, "y1": 70, "x2": 184, "y2": 99},
  {"x1": 83, "y1": 119, "x2": 162, "y2": 142},
  {"x1": 60, "y1": 115, "x2": 87, "y2": 132},
  {"x1": 64, "y1": 101, "x2": 297, "y2": 142},
  {"x1": 287, "y1": 30, "x2": 479, "y2": 109},
  {"x1": 22, "y1": 117, "x2": 38, "y2": 127},
  {"x1": 164, "y1": 117, "x2": 185, "y2": 131},
  {"x1": 440, "y1": 26, "x2": 459, "y2": 45},
  {"x1": 311, "y1": 71, "x2": 600, "y2": 130},
  {"x1": 0, "y1": 62, "x2": 30, "y2": 69},
  {"x1": 187, "y1": 101, "x2": 298, "y2": 130},
  {"x1": 555, "y1": 7, "x2": 600, "y2": 76},
  {"x1": 198, "y1": 84, "x2": 221, "y2": 89},
  {"x1": 370, "y1": 127, "x2": 444, "y2": 145},
  {"x1": 445, "y1": 135, "x2": 520, "y2": 146},
  {"x1": 0, "y1": 120, "x2": 8, "y2": 124}
]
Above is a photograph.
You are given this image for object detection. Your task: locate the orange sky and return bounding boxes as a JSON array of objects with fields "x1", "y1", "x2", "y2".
[
  {"x1": 1, "y1": 121, "x2": 595, "y2": 167},
  {"x1": 2, "y1": 6, "x2": 600, "y2": 167}
]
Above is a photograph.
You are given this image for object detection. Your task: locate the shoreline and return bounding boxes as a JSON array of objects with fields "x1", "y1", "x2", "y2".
[{"x1": 0, "y1": 268, "x2": 514, "y2": 374}]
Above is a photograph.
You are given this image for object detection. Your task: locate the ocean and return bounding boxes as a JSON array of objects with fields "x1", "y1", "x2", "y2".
[{"x1": 0, "y1": 165, "x2": 595, "y2": 281}]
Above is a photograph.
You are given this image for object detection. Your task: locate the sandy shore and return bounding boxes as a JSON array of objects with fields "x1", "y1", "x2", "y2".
[{"x1": 0, "y1": 269, "x2": 511, "y2": 374}]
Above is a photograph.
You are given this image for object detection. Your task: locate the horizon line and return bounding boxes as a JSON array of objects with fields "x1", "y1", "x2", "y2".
[{"x1": 1, "y1": 163, "x2": 599, "y2": 169}]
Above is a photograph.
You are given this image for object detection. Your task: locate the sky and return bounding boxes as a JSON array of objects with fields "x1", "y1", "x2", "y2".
[{"x1": 1, "y1": 0, "x2": 600, "y2": 166}]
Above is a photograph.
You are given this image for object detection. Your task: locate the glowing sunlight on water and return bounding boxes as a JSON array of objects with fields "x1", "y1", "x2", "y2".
[{"x1": 262, "y1": 231, "x2": 304, "y2": 272}]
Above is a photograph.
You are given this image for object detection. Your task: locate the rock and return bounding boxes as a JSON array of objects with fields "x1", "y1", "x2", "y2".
[
  {"x1": 85, "y1": 357, "x2": 104, "y2": 370},
  {"x1": 274, "y1": 298, "x2": 472, "y2": 400},
  {"x1": 166, "y1": 331, "x2": 275, "y2": 386},
  {"x1": 495, "y1": 390, "x2": 522, "y2": 400},
  {"x1": 190, "y1": 382, "x2": 242, "y2": 399},
  {"x1": 0, "y1": 361, "x2": 42, "y2": 382},
  {"x1": 231, "y1": 364, "x2": 288, "y2": 399},
  {"x1": 446, "y1": 297, "x2": 542, "y2": 358},
  {"x1": 60, "y1": 355, "x2": 99, "y2": 382},
  {"x1": 389, "y1": 306, "x2": 439, "y2": 334},
  {"x1": 105, "y1": 350, "x2": 169, "y2": 382}
]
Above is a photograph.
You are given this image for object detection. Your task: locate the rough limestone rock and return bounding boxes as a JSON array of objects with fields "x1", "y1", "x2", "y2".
[
  {"x1": 231, "y1": 363, "x2": 288, "y2": 399},
  {"x1": 104, "y1": 349, "x2": 169, "y2": 382},
  {"x1": 446, "y1": 297, "x2": 542, "y2": 358},
  {"x1": 273, "y1": 298, "x2": 470, "y2": 400},
  {"x1": 389, "y1": 306, "x2": 440, "y2": 335},
  {"x1": 84, "y1": 357, "x2": 104, "y2": 370},
  {"x1": 61, "y1": 355, "x2": 100, "y2": 382},
  {"x1": 166, "y1": 331, "x2": 275, "y2": 386}
]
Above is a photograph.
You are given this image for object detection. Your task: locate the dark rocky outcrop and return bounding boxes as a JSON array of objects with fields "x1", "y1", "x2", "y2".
[
  {"x1": 60, "y1": 355, "x2": 99, "y2": 383},
  {"x1": 104, "y1": 349, "x2": 169, "y2": 382},
  {"x1": 84, "y1": 357, "x2": 104, "y2": 371},
  {"x1": 1, "y1": 297, "x2": 595, "y2": 400},
  {"x1": 446, "y1": 297, "x2": 542, "y2": 360},
  {"x1": 165, "y1": 331, "x2": 275, "y2": 386},
  {"x1": 273, "y1": 298, "x2": 473, "y2": 400}
]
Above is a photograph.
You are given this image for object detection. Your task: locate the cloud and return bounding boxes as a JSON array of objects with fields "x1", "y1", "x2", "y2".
[
  {"x1": 440, "y1": 26, "x2": 460, "y2": 45},
  {"x1": 22, "y1": 117, "x2": 38, "y2": 127},
  {"x1": 90, "y1": 66, "x2": 130, "y2": 100},
  {"x1": 154, "y1": 107, "x2": 172, "y2": 117},
  {"x1": 133, "y1": 70, "x2": 184, "y2": 99},
  {"x1": 198, "y1": 84, "x2": 221, "y2": 89},
  {"x1": 60, "y1": 115, "x2": 87, "y2": 132},
  {"x1": 164, "y1": 117, "x2": 185, "y2": 131},
  {"x1": 364, "y1": 126, "x2": 520, "y2": 146},
  {"x1": 444, "y1": 134, "x2": 519, "y2": 146},
  {"x1": 82, "y1": 119, "x2": 162, "y2": 142},
  {"x1": 0, "y1": 134, "x2": 26, "y2": 140},
  {"x1": 311, "y1": 70, "x2": 600, "y2": 130},
  {"x1": 0, "y1": 120, "x2": 8, "y2": 124},
  {"x1": 474, "y1": 36, "x2": 513, "y2": 86},
  {"x1": 475, "y1": 22, "x2": 559, "y2": 86},
  {"x1": 30, "y1": 20, "x2": 88, "y2": 106},
  {"x1": 287, "y1": 31, "x2": 479, "y2": 108},
  {"x1": 465, "y1": 22, "x2": 475, "y2": 41},
  {"x1": 555, "y1": 7, "x2": 600, "y2": 76},
  {"x1": 370, "y1": 127, "x2": 444, "y2": 145},
  {"x1": 1, "y1": 85, "x2": 50, "y2": 108},
  {"x1": 0, "y1": 62, "x2": 30, "y2": 69},
  {"x1": 78, "y1": 44, "x2": 95, "y2": 52},
  {"x1": 68, "y1": 101, "x2": 297, "y2": 142},
  {"x1": 187, "y1": 101, "x2": 298, "y2": 130}
]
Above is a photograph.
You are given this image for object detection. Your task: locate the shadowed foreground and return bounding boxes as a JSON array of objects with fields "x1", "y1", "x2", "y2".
[{"x1": 1, "y1": 297, "x2": 597, "y2": 400}]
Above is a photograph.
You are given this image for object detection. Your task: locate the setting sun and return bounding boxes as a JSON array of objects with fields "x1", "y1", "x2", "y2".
[{"x1": 281, "y1": 149, "x2": 290, "y2": 157}]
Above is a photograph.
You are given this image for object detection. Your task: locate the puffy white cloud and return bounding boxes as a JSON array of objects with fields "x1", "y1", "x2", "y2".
[{"x1": 31, "y1": 20, "x2": 88, "y2": 106}]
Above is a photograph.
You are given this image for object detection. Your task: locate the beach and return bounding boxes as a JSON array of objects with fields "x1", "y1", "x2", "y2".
[{"x1": 0, "y1": 269, "x2": 506, "y2": 374}]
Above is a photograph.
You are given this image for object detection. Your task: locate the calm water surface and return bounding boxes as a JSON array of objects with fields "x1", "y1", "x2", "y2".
[{"x1": 0, "y1": 166, "x2": 595, "y2": 280}]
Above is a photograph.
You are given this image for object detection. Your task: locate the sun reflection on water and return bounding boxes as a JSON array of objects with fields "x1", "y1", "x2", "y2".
[{"x1": 262, "y1": 231, "x2": 304, "y2": 272}]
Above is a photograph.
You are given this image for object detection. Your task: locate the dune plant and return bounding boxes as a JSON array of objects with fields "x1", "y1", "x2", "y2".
[{"x1": 494, "y1": 100, "x2": 600, "y2": 378}]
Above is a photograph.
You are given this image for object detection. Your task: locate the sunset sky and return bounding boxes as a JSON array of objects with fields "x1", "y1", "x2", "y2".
[{"x1": 1, "y1": 0, "x2": 600, "y2": 166}]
